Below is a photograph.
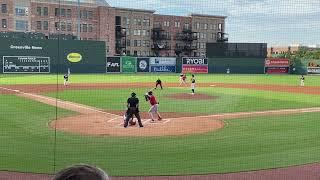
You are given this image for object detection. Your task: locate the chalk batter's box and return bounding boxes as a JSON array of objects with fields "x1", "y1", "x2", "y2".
[
  {"x1": 182, "y1": 57, "x2": 208, "y2": 74},
  {"x1": 3, "y1": 56, "x2": 50, "y2": 73}
]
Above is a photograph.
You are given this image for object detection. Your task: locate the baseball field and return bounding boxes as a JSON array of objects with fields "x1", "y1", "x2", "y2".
[{"x1": 1, "y1": 73, "x2": 320, "y2": 178}]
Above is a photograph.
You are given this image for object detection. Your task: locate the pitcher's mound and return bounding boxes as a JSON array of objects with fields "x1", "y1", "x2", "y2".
[{"x1": 167, "y1": 93, "x2": 216, "y2": 100}]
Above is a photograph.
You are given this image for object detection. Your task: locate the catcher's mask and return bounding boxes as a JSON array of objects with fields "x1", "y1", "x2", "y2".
[
  {"x1": 148, "y1": 91, "x2": 153, "y2": 95},
  {"x1": 131, "y1": 92, "x2": 136, "y2": 97}
]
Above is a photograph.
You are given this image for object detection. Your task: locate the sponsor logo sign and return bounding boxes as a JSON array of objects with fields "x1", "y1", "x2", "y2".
[
  {"x1": 307, "y1": 60, "x2": 320, "y2": 74},
  {"x1": 67, "y1": 53, "x2": 82, "y2": 63},
  {"x1": 137, "y1": 57, "x2": 150, "y2": 72},
  {"x1": 182, "y1": 57, "x2": 208, "y2": 74},
  {"x1": 121, "y1": 56, "x2": 136, "y2": 73},
  {"x1": 150, "y1": 57, "x2": 176, "y2": 65},
  {"x1": 150, "y1": 65, "x2": 176, "y2": 73},
  {"x1": 182, "y1": 57, "x2": 208, "y2": 65},
  {"x1": 182, "y1": 65, "x2": 208, "y2": 73},
  {"x1": 265, "y1": 67, "x2": 289, "y2": 74},
  {"x1": 265, "y1": 58, "x2": 289, "y2": 67},
  {"x1": 106, "y1": 57, "x2": 121, "y2": 73}
]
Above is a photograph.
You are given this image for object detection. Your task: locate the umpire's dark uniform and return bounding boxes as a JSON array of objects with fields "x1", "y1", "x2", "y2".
[{"x1": 124, "y1": 92, "x2": 143, "y2": 128}]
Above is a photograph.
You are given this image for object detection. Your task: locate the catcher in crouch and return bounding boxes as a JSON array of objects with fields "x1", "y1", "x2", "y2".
[{"x1": 145, "y1": 89, "x2": 162, "y2": 122}]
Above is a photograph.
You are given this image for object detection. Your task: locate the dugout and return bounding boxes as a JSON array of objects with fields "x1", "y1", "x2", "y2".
[
  {"x1": 206, "y1": 43, "x2": 267, "y2": 74},
  {"x1": 0, "y1": 35, "x2": 106, "y2": 74}
]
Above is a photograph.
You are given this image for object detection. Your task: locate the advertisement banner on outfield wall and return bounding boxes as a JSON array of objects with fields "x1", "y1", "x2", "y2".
[
  {"x1": 307, "y1": 59, "x2": 320, "y2": 74},
  {"x1": 149, "y1": 57, "x2": 176, "y2": 66},
  {"x1": 149, "y1": 57, "x2": 176, "y2": 73},
  {"x1": 182, "y1": 57, "x2": 208, "y2": 73},
  {"x1": 106, "y1": 56, "x2": 121, "y2": 73},
  {"x1": 150, "y1": 65, "x2": 176, "y2": 73},
  {"x1": 137, "y1": 57, "x2": 150, "y2": 72},
  {"x1": 121, "y1": 56, "x2": 136, "y2": 73},
  {"x1": 265, "y1": 58, "x2": 290, "y2": 67},
  {"x1": 265, "y1": 67, "x2": 289, "y2": 74},
  {"x1": 182, "y1": 65, "x2": 209, "y2": 73}
]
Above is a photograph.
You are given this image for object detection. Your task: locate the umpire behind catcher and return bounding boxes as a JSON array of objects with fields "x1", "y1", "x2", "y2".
[{"x1": 124, "y1": 92, "x2": 143, "y2": 128}]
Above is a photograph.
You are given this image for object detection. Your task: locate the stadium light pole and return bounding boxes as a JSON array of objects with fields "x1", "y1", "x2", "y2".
[{"x1": 77, "y1": 0, "x2": 80, "y2": 40}]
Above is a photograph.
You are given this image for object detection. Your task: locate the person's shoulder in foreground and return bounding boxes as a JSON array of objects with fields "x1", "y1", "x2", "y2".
[{"x1": 52, "y1": 164, "x2": 109, "y2": 180}]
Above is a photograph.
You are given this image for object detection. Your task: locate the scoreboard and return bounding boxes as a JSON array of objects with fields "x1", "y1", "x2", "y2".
[{"x1": 3, "y1": 56, "x2": 50, "y2": 73}]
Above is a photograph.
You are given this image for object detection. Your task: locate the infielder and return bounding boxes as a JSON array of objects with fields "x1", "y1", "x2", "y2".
[
  {"x1": 63, "y1": 73, "x2": 69, "y2": 86},
  {"x1": 179, "y1": 73, "x2": 187, "y2": 86},
  {"x1": 145, "y1": 89, "x2": 162, "y2": 122},
  {"x1": 155, "y1": 78, "x2": 163, "y2": 89},
  {"x1": 191, "y1": 74, "x2": 196, "y2": 95},
  {"x1": 300, "y1": 75, "x2": 305, "y2": 87}
]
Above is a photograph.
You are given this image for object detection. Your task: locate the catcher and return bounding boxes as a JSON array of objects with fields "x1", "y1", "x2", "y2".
[{"x1": 124, "y1": 92, "x2": 143, "y2": 128}]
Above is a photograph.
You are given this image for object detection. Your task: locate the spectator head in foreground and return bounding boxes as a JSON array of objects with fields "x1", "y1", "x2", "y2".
[{"x1": 52, "y1": 164, "x2": 109, "y2": 180}]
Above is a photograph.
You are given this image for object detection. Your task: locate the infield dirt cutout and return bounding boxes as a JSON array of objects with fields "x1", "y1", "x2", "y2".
[{"x1": 2, "y1": 82, "x2": 320, "y2": 137}]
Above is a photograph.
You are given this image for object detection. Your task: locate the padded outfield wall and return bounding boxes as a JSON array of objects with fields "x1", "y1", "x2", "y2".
[
  {"x1": 206, "y1": 43, "x2": 267, "y2": 74},
  {"x1": 0, "y1": 37, "x2": 106, "y2": 74}
]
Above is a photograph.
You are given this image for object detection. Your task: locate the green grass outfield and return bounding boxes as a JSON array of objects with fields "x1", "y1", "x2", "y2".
[
  {"x1": 1, "y1": 73, "x2": 320, "y2": 176},
  {"x1": 1, "y1": 73, "x2": 320, "y2": 86}
]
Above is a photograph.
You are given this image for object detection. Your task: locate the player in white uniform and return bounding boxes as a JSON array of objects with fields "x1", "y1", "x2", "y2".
[
  {"x1": 191, "y1": 74, "x2": 196, "y2": 95},
  {"x1": 300, "y1": 75, "x2": 305, "y2": 87}
]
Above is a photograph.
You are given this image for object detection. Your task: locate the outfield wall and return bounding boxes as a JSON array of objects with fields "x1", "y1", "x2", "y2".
[{"x1": 0, "y1": 37, "x2": 106, "y2": 74}]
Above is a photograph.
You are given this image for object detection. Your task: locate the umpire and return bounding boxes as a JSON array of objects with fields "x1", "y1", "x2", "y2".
[{"x1": 124, "y1": 92, "x2": 143, "y2": 128}]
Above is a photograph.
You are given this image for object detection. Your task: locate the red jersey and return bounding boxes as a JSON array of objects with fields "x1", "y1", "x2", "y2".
[{"x1": 149, "y1": 95, "x2": 157, "y2": 105}]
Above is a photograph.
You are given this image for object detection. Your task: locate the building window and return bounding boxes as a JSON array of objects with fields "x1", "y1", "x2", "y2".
[
  {"x1": 81, "y1": 10, "x2": 88, "y2": 19},
  {"x1": 211, "y1": 33, "x2": 215, "y2": 39},
  {"x1": 175, "y1": 21, "x2": 180, "y2": 28},
  {"x1": 37, "y1": 7, "x2": 41, "y2": 16},
  {"x1": 142, "y1": 29, "x2": 146, "y2": 36},
  {"x1": 218, "y1": 23, "x2": 222, "y2": 31},
  {"x1": 15, "y1": 6, "x2": 28, "y2": 16},
  {"x1": 1, "y1": 19, "x2": 7, "y2": 28},
  {"x1": 61, "y1": 22, "x2": 66, "y2": 31},
  {"x1": 88, "y1": 11, "x2": 93, "y2": 19},
  {"x1": 137, "y1": 19, "x2": 141, "y2": 26},
  {"x1": 66, "y1": 9, "x2": 71, "y2": 18},
  {"x1": 203, "y1": 33, "x2": 207, "y2": 39},
  {"x1": 184, "y1": 23, "x2": 189, "y2": 29},
  {"x1": 134, "y1": 51, "x2": 138, "y2": 56},
  {"x1": 55, "y1": 8, "x2": 59, "y2": 16},
  {"x1": 126, "y1": 18, "x2": 130, "y2": 25},
  {"x1": 60, "y1": 8, "x2": 66, "y2": 17},
  {"x1": 127, "y1": 39, "x2": 130, "y2": 46},
  {"x1": 43, "y1": 7, "x2": 48, "y2": 16},
  {"x1": 15, "y1": 20, "x2": 28, "y2": 31},
  {"x1": 82, "y1": 24, "x2": 87, "y2": 32},
  {"x1": 43, "y1": 21, "x2": 48, "y2": 30},
  {"x1": 55, "y1": 22, "x2": 60, "y2": 30},
  {"x1": 134, "y1": 40, "x2": 137, "y2": 46},
  {"x1": 204, "y1": 23, "x2": 208, "y2": 30},
  {"x1": 67, "y1": 23, "x2": 72, "y2": 31},
  {"x1": 137, "y1": 40, "x2": 141, "y2": 47},
  {"x1": 88, "y1": 24, "x2": 92, "y2": 32},
  {"x1": 1, "y1": 4, "x2": 7, "y2": 13},
  {"x1": 164, "y1": 21, "x2": 170, "y2": 27},
  {"x1": 36, "y1": 21, "x2": 42, "y2": 30}
]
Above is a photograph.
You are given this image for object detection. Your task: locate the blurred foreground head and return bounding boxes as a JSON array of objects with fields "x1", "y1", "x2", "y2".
[{"x1": 52, "y1": 164, "x2": 109, "y2": 180}]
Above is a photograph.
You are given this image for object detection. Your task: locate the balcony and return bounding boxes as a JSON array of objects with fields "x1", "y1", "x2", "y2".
[
  {"x1": 151, "y1": 44, "x2": 171, "y2": 50},
  {"x1": 175, "y1": 33, "x2": 197, "y2": 41}
]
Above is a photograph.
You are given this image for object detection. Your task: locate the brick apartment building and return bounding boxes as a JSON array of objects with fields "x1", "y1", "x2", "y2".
[{"x1": 0, "y1": 0, "x2": 227, "y2": 57}]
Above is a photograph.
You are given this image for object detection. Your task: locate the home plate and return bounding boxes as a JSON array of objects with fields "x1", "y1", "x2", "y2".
[
  {"x1": 13, "y1": 90, "x2": 20, "y2": 92},
  {"x1": 210, "y1": 85, "x2": 216, "y2": 87}
]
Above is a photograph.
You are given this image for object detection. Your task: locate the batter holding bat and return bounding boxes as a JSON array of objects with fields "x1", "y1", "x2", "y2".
[{"x1": 145, "y1": 89, "x2": 162, "y2": 122}]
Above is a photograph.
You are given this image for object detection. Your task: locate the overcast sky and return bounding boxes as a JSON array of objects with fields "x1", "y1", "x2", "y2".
[{"x1": 107, "y1": 0, "x2": 320, "y2": 46}]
